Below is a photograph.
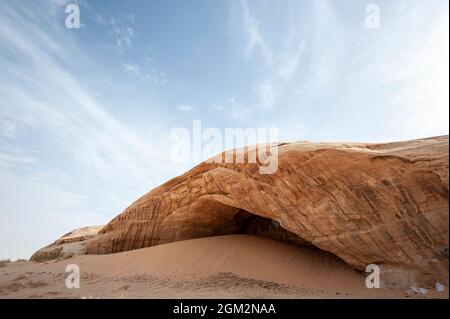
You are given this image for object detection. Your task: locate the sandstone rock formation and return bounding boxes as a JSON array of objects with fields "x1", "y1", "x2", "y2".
[
  {"x1": 30, "y1": 226, "x2": 103, "y2": 262},
  {"x1": 32, "y1": 136, "x2": 449, "y2": 287}
]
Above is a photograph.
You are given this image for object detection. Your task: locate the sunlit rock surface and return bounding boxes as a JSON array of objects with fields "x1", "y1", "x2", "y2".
[{"x1": 32, "y1": 136, "x2": 449, "y2": 286}]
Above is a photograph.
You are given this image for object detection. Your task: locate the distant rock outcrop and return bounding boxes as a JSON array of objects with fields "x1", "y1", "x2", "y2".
[
  {"x1": 30, "y1": 226, "x2": 103, "y2": 262},
  {"x1": 32, "y1": 136, "x2": 449, "y2": 287}
]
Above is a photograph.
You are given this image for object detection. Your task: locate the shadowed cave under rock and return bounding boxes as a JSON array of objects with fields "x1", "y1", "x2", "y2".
[
  {"x1": 230, "y1": 210, "x2": 312, "y2": 246},
  {"x1": 161, "y1": 204, "x2": 357, "y2": 272},
  {"x1": 93, "y1": 198, "x2": 352, "y2": 274},
  {"x1": 145, "y1": 197, "x2": 319, "y2": 252}
]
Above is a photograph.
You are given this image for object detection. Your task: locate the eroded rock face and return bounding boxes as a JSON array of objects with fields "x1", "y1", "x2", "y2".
[
  {"x1": 30, "y1": 226, "x2": 103, "y2": 262},
  {"x1": 33, "y1": 136, "x2": 449, "y2": 286}
]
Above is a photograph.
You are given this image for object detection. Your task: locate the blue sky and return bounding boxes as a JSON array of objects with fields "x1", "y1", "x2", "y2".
[{"x1": 0, "y1": 0, "x2": 448, "y2": 259}]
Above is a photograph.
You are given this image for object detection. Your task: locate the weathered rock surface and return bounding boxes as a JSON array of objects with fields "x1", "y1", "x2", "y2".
[
  {"x1": 33, "y1": 136, "x2": 449, "y2": 287},
  {"x1": 30, "y1": 226, "x2": 103, "y2": 262}
]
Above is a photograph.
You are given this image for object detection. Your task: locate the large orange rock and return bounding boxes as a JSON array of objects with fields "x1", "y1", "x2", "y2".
[{"x1": 34, "y1": 136, "x2": 449, "y2": 287}]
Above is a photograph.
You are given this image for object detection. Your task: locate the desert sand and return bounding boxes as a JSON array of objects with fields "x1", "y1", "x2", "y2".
[
  {"x1": 7, "y1": 136, "x2": 448, "y2": 299},
  {"x1": 32, "y1": 135, "x2": 449, "y2": 289},
  {"x1": 1, "y1": 235, "x2": 447, "y2": 299}
]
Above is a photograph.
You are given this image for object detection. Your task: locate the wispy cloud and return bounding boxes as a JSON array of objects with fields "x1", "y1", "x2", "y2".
[
  {"x1": 1, "y1": 121, "x2": 16, "y2": 139},
  {"x1": 0, "y1": 1, "x2": 175, "y2": 258},
  {"x1": 112, "y1": 25, "x2": 135, "y2": 50},
  {"x1": 122, "y1": 63, "x2": 141, "y2": 75},
  {"x1": 120, "y1": 49, "x2": 167, "y2": 84},
  {"x1": 228, "y1": 0, "x2": 449, "y2": 140},
  {"x1": 209, "y1": 102, "x2": 225, "y2": 112},
  {"x1": 144, "y1": 69, "x2": 168, "y2": 85},
  {"x1": 91, "y1": 12, "x2": 107, "y2": 26},
  {"x1": 229, "y1": 0, "x2": 306, "y2": 110},
  {"x1": 89, "y1": 8, "x2": 136, "y2": 53},
  {"x1": 142, "y1": 48, "x2": 168, "y2": 84},
  {"x1": 177, "y1": 104, "x2": 194, "y2": 112},
  {"x1": 0, "y1": 5, "x2": 162, "y2": 178},
  {"x1": 389, "y1": 5, "x2": 449, "y2": 138},
  {"x1": 240, "y1": 0, "x2": 272, "y2": 63},
  {"x1": 208, "y1": 95, "x2": 253, "y2": 122},
  {"x1": 0, "y1": 153, "x2": 36, "y2": 170}
]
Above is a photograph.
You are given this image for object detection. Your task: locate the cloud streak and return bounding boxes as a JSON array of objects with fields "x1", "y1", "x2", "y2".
[
  {"x1": 0, "y1": 1, "x2": 175, "y2": 258},
  {"x1": 228, "y1": 0, "x2": 449, "y2": 141}
]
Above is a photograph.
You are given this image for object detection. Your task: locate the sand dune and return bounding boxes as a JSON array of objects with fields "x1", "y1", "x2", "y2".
[
  {"x1": 1, "y1": 235, "x2": 447, "y2": 298},
  {"x1": 31, "y1": 136, "x2": 449, "y2": 290}
]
